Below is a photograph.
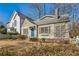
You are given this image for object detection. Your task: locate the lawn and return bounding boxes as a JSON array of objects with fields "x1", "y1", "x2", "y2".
[{"x1": 0, "y1": 40, "x2": 78, "y2": 56}]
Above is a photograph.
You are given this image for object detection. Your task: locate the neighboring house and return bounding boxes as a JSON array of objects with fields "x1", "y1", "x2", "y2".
[
  {"x1": 7, "y1": 10, "x2": 33, "y2": 34},
  {"x1": 21, "y1": 8, "x2": 70, "y2": 39}
]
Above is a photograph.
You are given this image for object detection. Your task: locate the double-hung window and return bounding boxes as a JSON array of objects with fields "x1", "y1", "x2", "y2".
[
  {"x1": 23, "y1": 29, "x2": 28, "y2": 35},
  {"x1": 61, "y1": 25, "x2": 66, "y2": 37},
  {"x1": 55, "y1": 24, "x2": 66, "y2": 37},
  {"x1": 55, "y1": 25, "x2": 61, "y2": 37},
  {"x1": 14, "y1": 20, "x2": 17, "y2": 27},
  {"x1": 39, "y1": 26, "x2": 50, "y2": 34}
]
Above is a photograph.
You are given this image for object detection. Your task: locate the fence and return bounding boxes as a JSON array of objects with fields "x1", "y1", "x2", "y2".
[{"x1": 0, "y1": 34, "x2": 17, "y2": 39}]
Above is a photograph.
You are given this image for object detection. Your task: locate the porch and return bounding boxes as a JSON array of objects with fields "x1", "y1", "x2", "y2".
[{"x1": 22, "y1": 26, "x2": 37, "y2": 38}]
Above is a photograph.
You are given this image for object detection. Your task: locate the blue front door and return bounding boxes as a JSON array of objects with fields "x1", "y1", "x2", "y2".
[{"x1": 31, "y1": 29, "x2": 34, "y2": 37}]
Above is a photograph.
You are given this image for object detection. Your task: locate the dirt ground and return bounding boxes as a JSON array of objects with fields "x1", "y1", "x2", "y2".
[
  {"x1": 0, "y1": 40, "x2": 26, "y2": 47},
  {"x1": 0, "y1": 40, "x2": 40, "y2": 47}
]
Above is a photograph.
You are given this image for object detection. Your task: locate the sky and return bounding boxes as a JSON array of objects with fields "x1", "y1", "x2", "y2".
[
  {"x1": 0, "y1": 3, "x2": 79, "y2": 25},
  {"x1": 0, "y1": 3, "x2": 54, "y2": 25}
]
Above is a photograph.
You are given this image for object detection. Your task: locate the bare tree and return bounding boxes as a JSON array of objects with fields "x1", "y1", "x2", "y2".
[
  {"x1": 54, "y1": 3, "x2": 75, "y2": 15},
  {"x1": 28, "y1": 3, "x2": 41, "y2": 19},
  {"x1": 29, "y1": 3, "x2": 47, "y2": 19},
  {"x1": 28, "y1": 3, "x2": 79, "y2": 37},
  {"x1": 43, "y1": 3, "x2": 46, "y2": 15},
  {"x1": 70, "y1": 4, "x2": 79, "y2": 37},
  {"x1": 54, "y1": 3, "x2": 79, "y2": 37}
]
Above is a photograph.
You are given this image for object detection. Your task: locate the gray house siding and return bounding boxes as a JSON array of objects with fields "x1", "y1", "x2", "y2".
[{"x1": 37, "y1": 22, "x2": 69, "y2": 39}]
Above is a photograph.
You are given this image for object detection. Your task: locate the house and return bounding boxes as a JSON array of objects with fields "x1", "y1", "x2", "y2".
[
  {"x1": 7, "y1": 8, "x2": 70, "y2": 39},
  {"x1": 7, "y1": 10, "x2": 33, "y2": 34},
  {"x1": 21, "y1": 8, "x2": 70, "y2": 39}
]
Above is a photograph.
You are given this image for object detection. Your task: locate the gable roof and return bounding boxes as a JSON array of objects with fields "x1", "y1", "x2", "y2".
[
  {"x1": 34, "y1": 15, "x2": 70, "y2": 25},
  {"x1": 7, "y1": 10, "x2": 36, "y2": 25},
  {"x1": 7, "y1": 10, "x2": 70, "y2": 26},
  {"x1": 17, "y1": 11, "x2": 36, "y2": 25}
]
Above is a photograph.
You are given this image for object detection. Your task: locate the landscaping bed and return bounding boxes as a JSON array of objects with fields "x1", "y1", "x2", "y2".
[
  {"x1": 0, "y1": 40, "x2": 78, "y2": 56},
  {"x1": 0, "y1": 43, "x2": 78, "y2": 56}
]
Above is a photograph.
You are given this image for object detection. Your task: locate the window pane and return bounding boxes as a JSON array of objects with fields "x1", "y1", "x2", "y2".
[
  {"x1": 41, "y1": 27, "x2": 44, "y2": 33},
  {"x1": 23, "y1": 29, "x2": 28, "y2": 35},
  {"x1": 45, "y1": 27, "x2": 48, "y2": 33}
]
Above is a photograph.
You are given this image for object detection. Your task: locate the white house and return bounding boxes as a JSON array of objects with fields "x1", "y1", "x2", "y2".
[
  {"x1": 7, "y1": 10, "x2": 33, "y2": 34},
  {"x1": 7, "y1": 8, "x2": 70, "y2": 39}
]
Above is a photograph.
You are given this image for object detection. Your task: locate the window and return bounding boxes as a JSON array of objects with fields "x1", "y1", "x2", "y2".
[
  {"x1": 10, "y1": 27, "x2": 14, "y2": 32},
  {"x1": 40, "y1": 27, "x2": 44, "y2": 33},
  {"x1": 55, "y1": 24, "x2": 66, "y2": 37},
  {"x1": 55, "y1": 25, "x2": 61, "y2": 37},
  {"x1": 61, "y1": 25, "x2": 66, "y2": 37},
  {"x1": 14, "y1": 20, "x2": 17, "y2": 26},
  {"x1": 39, "y1": 26, "x2": 50, "y2": 34},
  {"x1": 14, "y1": 28, "x2": 16, "y2": 32},
  {"x1": 12, "y1": 23, "x2": 14, "y2": 27},
  {"x1": 23, "y1": 29, "x2": 28, "y2": 35},
  {"x1": 45, "y1": 27, "x2": 49, "y2": 33}
]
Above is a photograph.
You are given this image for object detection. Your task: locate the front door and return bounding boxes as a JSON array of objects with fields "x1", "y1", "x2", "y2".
[{"x1": 31, "y1": 29, "x2": 35, "y2": 37}]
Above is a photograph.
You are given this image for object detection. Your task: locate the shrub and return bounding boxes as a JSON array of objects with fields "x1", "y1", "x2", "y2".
[
  {"x1": 39, "y1": 38, "x2": 70, "y2": 44},
  {"x1": 6, "y1": 34, "x2": 12, "y2": 39},
  {"x1": 61, "y1": 38, "x2": 70, "y2": 44},
  {"x1": 0, "y1": 25, "x2": 7, "y2": 34},
  {"x1": 54, "y1": 38, "x2": 70, "y2": 44},
  {"x1": 41, "y1": 38, "x2": 46, "y2": 42},
  {"x1": 43, "y1": 39, "x2": 54, "y2": 43},
  {"x1": 5, "y1": 34, "x2": 17, "y2": 40},
  {"x1": 17, "y1": 35, "x2": 27, "y2": 40},
  {"x1": 30, "y1": 38, "x2": 38, "y2": 41},
  {"x1": 7, "y1": 32, "x2": 18, "y2": 35}
]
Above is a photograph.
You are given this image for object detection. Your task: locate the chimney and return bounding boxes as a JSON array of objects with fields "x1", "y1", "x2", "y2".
[{"x1": 55, "y1": 8, "x2": 59, "y2": 18}]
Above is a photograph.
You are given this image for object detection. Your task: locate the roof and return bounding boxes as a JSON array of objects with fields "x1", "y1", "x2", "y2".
[
  {"x1": 7, "y1": 10, "x2": 70, "y2": 26},
  {"x1": 7, "y1": 10, "x2": 36, "y2": 25},
  {"x1": 6, "y1": 22, "x2": 10, "y2": 24},
  {"x1": 17, "y1": 12, "x2": 36, "y2": 24},
  {"x1": 34, "y1": 15, "x2": 70, "y2": 25},
  {"x1": 17, "y1": 12, "x2": 33, "y2": 21}
]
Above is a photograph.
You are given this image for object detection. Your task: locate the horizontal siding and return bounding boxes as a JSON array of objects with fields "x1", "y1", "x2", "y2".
[{"x1": 38, "y1": 22, "x2": 69, "y2": 39}]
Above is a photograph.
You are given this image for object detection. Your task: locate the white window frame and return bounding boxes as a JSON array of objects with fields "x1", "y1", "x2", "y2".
[
  {"x1": 39, "y1": 26, "x2": 50, "y2": 34},
  {"x1": 54, "y1": 24, "x2": 66, "y2": 37},
  {"x1": 23, "y1": 28, "x2": 28, "y2": 35}
]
